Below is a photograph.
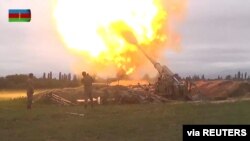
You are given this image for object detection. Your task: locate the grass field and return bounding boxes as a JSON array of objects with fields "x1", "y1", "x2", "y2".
[{"x1": 1, "y1": 98, "x2": 250, "y2": 141}]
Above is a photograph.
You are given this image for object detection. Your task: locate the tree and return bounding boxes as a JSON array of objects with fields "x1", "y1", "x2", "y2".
[
  {"x1": 43, "y1": 72, "x2": 46, "y2": 79},
  {"x1": 238, "y1": 71, "x2": 241, "y2": 80},
  {"x1": 68, "y1": 73, "x2": 71, "y2": 81},
  {"x1": 59, "y1": 72, "x2": 62, "y2": 80},
  {"x1": 201, "y1": 74, "x2": 205, "y2": 80},
  {"x1": 225, "y1": 75, "x2": 231, "y2": 80}
]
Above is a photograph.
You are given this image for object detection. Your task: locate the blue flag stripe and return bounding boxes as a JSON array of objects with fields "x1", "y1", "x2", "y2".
[{"x1": 9, "y1": 9, "x2": 31, "y2": 14}]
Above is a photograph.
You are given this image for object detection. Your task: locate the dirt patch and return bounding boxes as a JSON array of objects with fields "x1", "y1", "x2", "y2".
[
  {"x1": 34, "y1": 80, "x2": 250, "y2": 105},
  {"x1": 195, "y1": 80, "x2": 250, "y2": 100}
]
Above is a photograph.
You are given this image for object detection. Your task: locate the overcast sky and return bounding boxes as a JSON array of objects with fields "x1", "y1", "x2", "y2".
[
  {"x1": 0, "y1": 0, "x2": 250, "y2": 78},
  {"x1": 167, "y1": 0, "x2": 250, "y2": 77},
  {"x1": 0, "y1": 0, "x2": 76, "y2": 77}
]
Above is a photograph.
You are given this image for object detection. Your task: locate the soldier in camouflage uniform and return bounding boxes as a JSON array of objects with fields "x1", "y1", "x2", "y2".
[
  {"x1": 81, "y1": 71, "x2": 94, "y2": 108},
  {"x1": 26, "y1": 73, "x2": 34, "y2": 109}
]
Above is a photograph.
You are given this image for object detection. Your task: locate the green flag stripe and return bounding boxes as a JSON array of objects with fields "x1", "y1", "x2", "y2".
[{"x1": 9, "y1": 18, "x2": 31, "y2": 22}]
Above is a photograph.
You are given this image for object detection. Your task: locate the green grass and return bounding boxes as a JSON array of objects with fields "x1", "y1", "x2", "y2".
[{"x1": 1, "y1": 99, "x2": 250, "y2": 141}]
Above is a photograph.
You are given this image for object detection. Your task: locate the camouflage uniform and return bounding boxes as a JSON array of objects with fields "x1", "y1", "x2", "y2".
[
  {"x1": 26, "y1": 77, "x2": 34, "y2": 109},
  {"x1": 81, "y1": 74, "x2": 94, "y2": 108}
]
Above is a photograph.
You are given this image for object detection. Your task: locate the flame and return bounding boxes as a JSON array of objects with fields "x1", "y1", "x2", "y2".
[{"x1": 54, "y1": 0, "x2": 185, "y2": 76}]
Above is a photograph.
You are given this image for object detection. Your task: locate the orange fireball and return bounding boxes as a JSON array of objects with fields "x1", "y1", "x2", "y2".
[{"x1": 54, "y1": 0, "x2": 185, "y2": 75}]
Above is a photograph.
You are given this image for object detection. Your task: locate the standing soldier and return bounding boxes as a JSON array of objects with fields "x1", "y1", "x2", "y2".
[
  {"x1": 26, "y1": 73, "x2": 34, "y2": 109},
  {"x1": 81, "y1": 71, "x2": 94, "y2": 108}
]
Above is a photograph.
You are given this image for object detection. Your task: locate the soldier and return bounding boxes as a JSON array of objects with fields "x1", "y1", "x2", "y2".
[
  {"x1": 81, "y1": 71, "x2": 94, "y2": 108},
  {"x1": 26, "y1": 73, "x2": 34, "y2": 109}
]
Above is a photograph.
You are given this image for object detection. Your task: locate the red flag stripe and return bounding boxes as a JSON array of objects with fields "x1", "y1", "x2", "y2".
[
  {"x1": 9, "y1": 13, "x2": 31, "y2": 18},
  {"x1": 20, "y1": 14, "x2": 31, "y2": 18},
  {"x1": 9, "y1": 13, "x2": 19, "y2": 18}
]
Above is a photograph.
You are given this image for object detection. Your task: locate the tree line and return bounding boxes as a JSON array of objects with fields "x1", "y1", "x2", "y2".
[{"x1": 0, "y1": 72, "x2": 80, "y2": 90}]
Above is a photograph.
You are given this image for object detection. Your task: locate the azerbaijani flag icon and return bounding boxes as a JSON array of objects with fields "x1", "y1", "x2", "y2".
[{"x1": 9, "y1": 9, "x2": 31, "y2": 22}]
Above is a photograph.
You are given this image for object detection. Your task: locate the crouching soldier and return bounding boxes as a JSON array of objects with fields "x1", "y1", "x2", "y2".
[{"x1": 26, "y1": 73, "x2": 34, "y2": 109}]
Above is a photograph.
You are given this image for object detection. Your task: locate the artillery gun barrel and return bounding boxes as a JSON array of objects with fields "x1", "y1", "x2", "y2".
[
  {"x1": 121, "y1": 31, "x2": 181, "y2": 84},
  {"x1": 136, "y1": 45, "x2": 181, "y2": 84},
  {"x1": 136, "y1": 45, "x2": 174, "y2": 75}
]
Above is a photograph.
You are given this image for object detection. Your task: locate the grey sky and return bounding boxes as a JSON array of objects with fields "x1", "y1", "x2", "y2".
[
  {"x1": 0, "y1": 1, "x2": 75, "y2": 76},
  {"x1": 167, "y1": 0, "x2": 250, "y2": 77},
  {"x1": 0, "y1": 0, "x2": 250, "y2": 78}
]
